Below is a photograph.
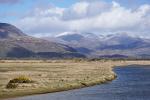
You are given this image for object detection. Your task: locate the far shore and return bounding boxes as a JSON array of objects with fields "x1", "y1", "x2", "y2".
[{"x1": 1, "y1": 60, "x2": 150, "y2": 99}]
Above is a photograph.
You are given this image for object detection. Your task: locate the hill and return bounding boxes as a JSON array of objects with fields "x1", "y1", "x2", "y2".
[
  {"x1": 43, "y1": 32, "x2": 150, "y2": 59},
  {"x1": 0, "y1": 23, "x2": 85, "y2": 59}
]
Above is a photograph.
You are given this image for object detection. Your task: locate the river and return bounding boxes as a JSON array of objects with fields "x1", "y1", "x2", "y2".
[{"x1": 10, "y1": 65, "x2": 150, "y2": 100}]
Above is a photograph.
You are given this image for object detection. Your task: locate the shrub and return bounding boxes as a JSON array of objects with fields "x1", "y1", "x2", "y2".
[
  {"x1": 9, "y1": 76, "x2": 33, "y2": 83},
  {"x1": 6, "y1": 76, "x2": 33, "y2": 89},
  {"x1": 6, "y1": 83, "x2": 18, "y2": 89}
]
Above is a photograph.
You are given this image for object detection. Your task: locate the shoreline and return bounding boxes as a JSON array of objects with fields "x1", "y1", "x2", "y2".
[
  {"x1": 1, "y1": 60, "x2": 150, "y2": 99},
  {"x1": 5, "y1": 72, "x2": 116, "y2": 100}
]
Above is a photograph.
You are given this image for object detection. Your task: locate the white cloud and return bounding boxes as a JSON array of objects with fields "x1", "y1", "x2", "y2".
[
  {"x1": 14, "y1": 1, "x2": 150, "y2": 37},
  {"x1": 62, "y1": 1, "x2": 111, "y2": 20},
  {"x1": 72, "y1": 2, "x2": 89, "y2": 15}
]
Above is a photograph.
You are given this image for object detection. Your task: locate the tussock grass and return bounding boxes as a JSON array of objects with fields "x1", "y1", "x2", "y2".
[
  {"x1": 6, "y1": 83, "x2": 18, "y2": 89},
  {"x1": 9, "y1": 76, "x2": 33, "y2": 84},
  {"x1": 0, "y1": 60, "x2": 150, "y2": 99},
  {"x1": 6, "y1": 76, "x2": 33, "y2": 89}
]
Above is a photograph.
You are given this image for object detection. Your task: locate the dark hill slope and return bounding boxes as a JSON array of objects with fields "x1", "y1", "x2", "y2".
[{"x1": 0, "y1": 23, "x2": 85, "y2": 58}]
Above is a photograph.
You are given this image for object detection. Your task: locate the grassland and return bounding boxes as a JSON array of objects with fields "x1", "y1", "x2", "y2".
[{"x1": 0, "y1": 60, "x2": 150, "y2": 99}]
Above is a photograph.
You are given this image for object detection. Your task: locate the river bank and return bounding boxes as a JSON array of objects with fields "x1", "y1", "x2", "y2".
[
  {"x1": 9, "y1": 65, "x2": 150, "y2": 100},
  {"x1": 1, "y1": 60, "x2": 150, "y2": 99}
]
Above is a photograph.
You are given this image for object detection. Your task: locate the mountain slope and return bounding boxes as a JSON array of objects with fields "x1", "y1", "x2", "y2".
[
  {"x1": 44, "y1": 32, "x2": 150, "y2": 58},
  {"x1": 0, "y1": 23, "x2": 85, "y2": 58},
  {"x1": 0, "y1": 23, "x2": 26, "y2": 38}
]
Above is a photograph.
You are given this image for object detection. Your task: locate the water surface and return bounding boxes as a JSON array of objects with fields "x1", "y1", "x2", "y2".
[{"x1": 11, "y1": 65, "x2": 150, "y2": 100}]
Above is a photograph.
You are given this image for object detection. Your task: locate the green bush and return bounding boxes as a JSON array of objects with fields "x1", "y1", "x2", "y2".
[
  {"x1": 9, "y1": 76, "x2": 33, "y2": 83},
  {"x1": 6, "y1": 83, "x2": 18, "y2": 89},
  {"x1": 6, "y1": 76, "x2": 33, "y2": 89}
]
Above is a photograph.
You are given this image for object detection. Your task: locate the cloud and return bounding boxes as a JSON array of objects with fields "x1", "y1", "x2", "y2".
[
  {"x1": 14, "y1": 1, "x2": 150, "y2": 37},
  {"x1": 62, "y1": 1, "x2": 111, "y2": 20},
  {"x1": 15, "y1": 5, "x2": 66, "y2": 35}
]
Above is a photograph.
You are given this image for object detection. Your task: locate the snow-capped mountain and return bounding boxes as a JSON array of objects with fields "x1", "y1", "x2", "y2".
[
  {"x1": 55, "y1": 31, "x2": 101, "y2": 42},
  {"x1": 43, "y1": 31, "x2": 150, "y2": 58},
  {"x1": 55, "y1": 31, "x2": 81, "y2": 37}
]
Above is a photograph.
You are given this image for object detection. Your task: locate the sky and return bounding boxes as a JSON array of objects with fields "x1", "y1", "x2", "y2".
[{"x1": 0, "y1": 0, "x2": 150, "y2": 37}]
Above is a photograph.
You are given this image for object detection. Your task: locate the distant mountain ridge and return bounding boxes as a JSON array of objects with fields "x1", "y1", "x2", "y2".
[
  {"x1": 2, "y1": 22, "x2": 150, "y2": 59},
  {"x1": 0, "y1": 23, "x2": 26, "y2": 38},
  {"x1": 0, "y1": 23, "x2": 85, "y2": 59},
  {"x1": 43, "y1": 31, "x2": 150, "y2": 58}
]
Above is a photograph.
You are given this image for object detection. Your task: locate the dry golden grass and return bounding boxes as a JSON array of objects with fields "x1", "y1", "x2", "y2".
[{"x1": 0, "y1": 59, "x2": 150, "y2": 99}]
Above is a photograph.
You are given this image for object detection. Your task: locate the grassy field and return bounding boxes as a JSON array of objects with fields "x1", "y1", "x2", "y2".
[{"x1": 0, "y1": 60, "x2": 150, "y2": 99}]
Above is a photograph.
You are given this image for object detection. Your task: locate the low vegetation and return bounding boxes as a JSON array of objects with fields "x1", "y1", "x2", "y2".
[
  {"x1": 6, "y1": 76, "x2": 33, "y2": 89},
  {"x1": 0, "y1": 60, "x2": 150, "y2": 99},
  {"x1": 6, "y1": 83, "x2": 18, "y2": 89}
]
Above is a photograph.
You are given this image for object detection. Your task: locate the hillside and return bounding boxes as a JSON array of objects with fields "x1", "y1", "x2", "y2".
[
  {"x1": 43, "y1": 32, "x2": 150, "y2": 58},
  {"x1": 0, "y1": 23, "x2": 85, "y2": 59}
]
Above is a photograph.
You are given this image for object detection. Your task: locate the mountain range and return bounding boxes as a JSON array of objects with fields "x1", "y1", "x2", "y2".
[
  {"x1": 1, "y1": 22, "x2": 150, "y2": 59},
  {"x1": 43, "y1": 31, "x2": 150, "y2": 59},
  {"x1": 0, "y1": 23, "x2": 85, "y2": 59}
]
